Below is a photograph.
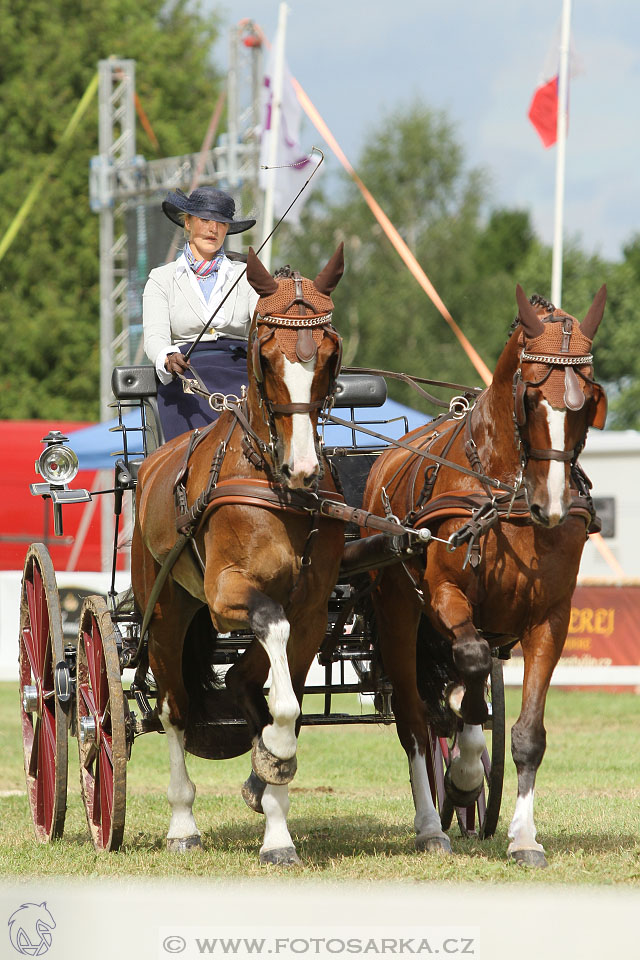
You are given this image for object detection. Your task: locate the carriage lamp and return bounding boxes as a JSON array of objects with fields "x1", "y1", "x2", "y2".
[
  {"x1": 35, "y1": 431, "x2": 79, "y2": 486},
  {"x1": 34, "y1": 431, "x2": 82, "y2": 537}
]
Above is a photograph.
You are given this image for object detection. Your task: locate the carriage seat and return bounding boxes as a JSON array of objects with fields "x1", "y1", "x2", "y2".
[
  {"x1": 111, "y1": 365, "x2": 164, "y2": 456},
  {"x1": 333, "y1": 373, "x2": 387, "y2": 408},
  {"x1": 112, "y1": 365, "x2": 157, "y2": 399}
]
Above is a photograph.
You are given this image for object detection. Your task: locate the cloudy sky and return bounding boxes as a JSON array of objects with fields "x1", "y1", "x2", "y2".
[{"x1": 210, "y1": 0, "x2": 639, "y2": 262}]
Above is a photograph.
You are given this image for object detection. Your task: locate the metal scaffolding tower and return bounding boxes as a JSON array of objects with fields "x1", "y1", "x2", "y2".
[
  {"x1": 90, "y1": 32, "x2": 263, "y2": 421},
  {"x1": 89, "y1": 30, "x2": 263, "y2": 569}
]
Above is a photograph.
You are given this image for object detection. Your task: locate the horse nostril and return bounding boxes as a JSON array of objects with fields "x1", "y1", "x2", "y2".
[
  {"x1": 281, "y1": 464, "x2": 291, "y2": 478},
  {"x1": 531, "y1": 504, "x2": 549, "y2": 526}
]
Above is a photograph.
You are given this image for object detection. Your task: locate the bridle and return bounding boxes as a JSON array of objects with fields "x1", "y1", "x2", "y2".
[
  {"x1": 511, "y1": 312, "x2": 605, "y2": 469},
  {"x1": 247, "y1": 293, "x2": 343, "y2": 476}
]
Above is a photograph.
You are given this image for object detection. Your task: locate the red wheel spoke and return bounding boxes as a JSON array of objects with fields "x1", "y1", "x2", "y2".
[
  {"x1": 100, "y1": 729, "x2": 113, "y2": 766},
  {"x1": 92, "y1": 760, "x2": 102, "y2": 827},
  {"x1": 33, "y1": 566, "x2": 51, "y2": 677},
  {"x1": 99, "y1": 741, "x2": 114, "y2": 840},
  {"x1": 82, "y1": 742, "x2": 97, "y2": 773},
  {"x1": 38, "y1": 708, "x2": 56, "y2": 831},
  {"x1": 21, "y1": 625, "x2": 39, "y2": 681},
  {"x1": 84, "y1": 624, "x2": 99, "y2": 699},
  {"x1": 29, "y1": 716, "x2": 41, "y2": 779},
  {"x1": 79, "y1": 681, "x2": 97, "y2": 718}
]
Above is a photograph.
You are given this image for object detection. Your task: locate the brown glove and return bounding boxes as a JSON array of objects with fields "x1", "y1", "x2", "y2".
[{"x1": 164, "y1": 352, "x2": 190, "y2": 376}]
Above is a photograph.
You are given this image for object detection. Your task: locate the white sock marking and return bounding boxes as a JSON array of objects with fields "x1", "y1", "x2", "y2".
[
  {"x1": 159, "y1": 702, "x2": 200, "y2": 840},
  {"x1": 449, "y1": 723, "x2": 486, "y2": 792},
  {"x1": 282, "y1": 356, "x2": 318, "y2": 480},
  {"x1": 541, "y1": 400, "x2": 567, "y2": 520},
  {"x1": 258, "y1": 617, "x2": 300, "y2": 760},
  {"x1": 260, "y1": 784, "x2": 295, "y2": 853},
  {"x1": 409, "y1": 737, "x2": 448, "y2": 841},
  {"x1": 508, "y1": 788, "x2": 544, "y2": 853}
]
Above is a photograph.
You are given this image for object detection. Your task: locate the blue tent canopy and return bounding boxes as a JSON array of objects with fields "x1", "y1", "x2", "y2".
[
  {"x1": 67, "y1": 398, "x2": 429, "y2": 471},
  {"x1": 67, "y1": 413, "x2": 143, "y2": 471}
]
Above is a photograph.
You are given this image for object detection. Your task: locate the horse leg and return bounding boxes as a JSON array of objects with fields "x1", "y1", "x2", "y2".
[
  {"x1": 373, "y1": 569, "x2": 452, "y2": 854},
  {"x1": 444, "y1": 723, "x2": 487, "y2": 807},
  {"x1": 431, "y1": 582, "x2": 491, "y2": 726},
  {"x1": 507, "y1": 620, "x2": 565, "y2": 869},
  {"x1": 158, "y1": 697, "x2": 202, "y2": 852},
  {"x1": 236, "y1": 599, "x2": 334, "y2": 866},
  {"x1": 132, "y1": 541, "x2": 202, "y2": 852}
]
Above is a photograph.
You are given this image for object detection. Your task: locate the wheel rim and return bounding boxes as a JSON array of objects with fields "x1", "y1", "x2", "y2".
[
  {"x1": 19, "y1": 544, "x2": 68, "y2": 842},
  {"x1": 76, "y1": 597, "x2": 127, "y2": 851}
]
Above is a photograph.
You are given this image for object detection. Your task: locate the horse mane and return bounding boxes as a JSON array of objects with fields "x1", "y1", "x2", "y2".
[
  {"x1": 508, "y1": 292, "x2": 556, "y2": 337},
  {"x1": 273, "y1": 264, "x2": 294, "y2": 279}
]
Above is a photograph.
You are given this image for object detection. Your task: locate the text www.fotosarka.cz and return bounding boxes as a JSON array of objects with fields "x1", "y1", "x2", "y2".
[{"x1": 159, "y1": 927, "x2": 480, "y2": 957}]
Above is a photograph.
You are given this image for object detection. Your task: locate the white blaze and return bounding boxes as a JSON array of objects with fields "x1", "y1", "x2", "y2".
[
  {"x1": 541, "y1": 399, "x2": 567, "y2": 519},
  {"x1": 282, "y1": 355, "x2": 318, "y2": 480}
]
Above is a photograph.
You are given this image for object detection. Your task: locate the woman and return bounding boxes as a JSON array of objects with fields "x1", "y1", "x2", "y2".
[{"x1": 143, "y1": 186, "x2": 258, "y2": 442}]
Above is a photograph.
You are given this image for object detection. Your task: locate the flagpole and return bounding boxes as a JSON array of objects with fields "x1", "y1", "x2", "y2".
[
  {"x1": 261, "y1": 2, "x2": 289, "y2": 272},
  {"x1": 551, "y1": 0, "x2": 572, "y2": 307}
]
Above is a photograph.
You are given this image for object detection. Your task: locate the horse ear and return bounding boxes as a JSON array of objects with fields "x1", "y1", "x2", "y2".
[
  {"x1": 246, "y1": 247, "x2": 278, "y2": 296},
  {"x1": 580, "y1": 284, "x2": 607, "y2": 341},
  {"x1": 515, "y1": 284, "x2": 545, "y2": 338},
  {"x1": 315, "y1": 242, "x2": 345, "y2": 295}
]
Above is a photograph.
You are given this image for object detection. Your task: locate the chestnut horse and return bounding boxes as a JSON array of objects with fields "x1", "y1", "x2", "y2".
[
  {"x1": 361, "y1": 284, "x2": 607, "y2": 866},
  {"x1": 131, "y1": 246, "x2": 345, "y2": 864}
]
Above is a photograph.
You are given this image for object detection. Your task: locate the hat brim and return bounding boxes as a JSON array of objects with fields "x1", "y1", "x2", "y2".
[{"x1": 162, "y1": 198, "x2": 256, "y2": 234}]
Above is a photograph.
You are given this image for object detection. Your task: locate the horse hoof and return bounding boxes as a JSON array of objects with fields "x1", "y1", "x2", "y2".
[
  {"x1": 252, "y1": 736, "x2": 297, "y2": 785},
  {"x1": 509, "y1": 849, "x2": 548, "y2": 869},
  {"x1": 166, "y1": 835, "x2": 202, "y2": 853},
  {"x1": 416, "y1": 835, "x2": 453, "y2": 855},
  {"x1": 444, "y1": 766, "x2": 483, "y2": 808},
  {"x1": 241, "y1": 770, "x2": 266, "y2": 814},
  {"x1": 260, "y1": 846, "x2": 301, "y2": 866}
]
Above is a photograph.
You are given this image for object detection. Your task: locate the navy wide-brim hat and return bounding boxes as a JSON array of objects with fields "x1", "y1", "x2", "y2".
[{"x1": 162, "y1": 187, "x2": 256, "y2": 234}]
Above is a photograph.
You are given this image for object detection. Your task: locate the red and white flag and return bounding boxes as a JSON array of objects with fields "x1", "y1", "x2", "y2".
[
  {"x1": 528, "y1": 76, "x2": 560, "y2": 148},
  {"x1": 259, "y1": 50, "x2": 320, "y2": 226},
  {"x1": 528, "y1": 28, "x2": 580, "y2": 148}
]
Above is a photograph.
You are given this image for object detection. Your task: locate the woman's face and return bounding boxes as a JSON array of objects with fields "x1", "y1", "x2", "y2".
[{"x1": 184, "y1": 215, "x2": 229, "y2": 260}]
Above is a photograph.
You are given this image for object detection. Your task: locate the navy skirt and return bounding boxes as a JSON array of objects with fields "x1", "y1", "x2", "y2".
[{"x1": 157, "y1": 340, "x2": 248, "y2": 442}]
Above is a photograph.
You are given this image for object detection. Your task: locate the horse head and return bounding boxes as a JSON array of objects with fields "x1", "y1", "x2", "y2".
[
  {"x1": 513, "y1": 283, "x2": 607, "y2": 527},
  {"x1": 245, "y1": 245, "x2": 344, "y2": 488}
]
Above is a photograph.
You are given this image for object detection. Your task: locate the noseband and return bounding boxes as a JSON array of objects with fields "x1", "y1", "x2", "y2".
[{"x1": 512, "y1": 313, "x2": 603, "y2": 466}]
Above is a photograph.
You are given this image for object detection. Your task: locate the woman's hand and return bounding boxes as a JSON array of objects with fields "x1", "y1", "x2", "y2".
[{"x1": 164, "y1": 352, "x2": 190, "y2": 376}]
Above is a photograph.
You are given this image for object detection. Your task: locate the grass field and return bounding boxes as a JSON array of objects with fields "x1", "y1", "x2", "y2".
[{"x1": 1, "y1": 681, "x2": 639, "y2": 884}]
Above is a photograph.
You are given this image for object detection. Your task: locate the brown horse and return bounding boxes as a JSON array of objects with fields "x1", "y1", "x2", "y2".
[
  {"x1": 131, "y1": 246, "x2": 345, "y2": 864},
  {"x1": 361, "y1": 284, "x2": 607, "y2": 866}
]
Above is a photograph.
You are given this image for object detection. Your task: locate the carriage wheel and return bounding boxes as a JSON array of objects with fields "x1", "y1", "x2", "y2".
[
  {"x1": 19, "y1": 544, "x2": 69, "y2": 842},
  {"x1": 75, "y1": 596, "x2": 128, "y2": 851},
  {"x1": 430, "y1": 656, "x2": 505, "y2": 839}
]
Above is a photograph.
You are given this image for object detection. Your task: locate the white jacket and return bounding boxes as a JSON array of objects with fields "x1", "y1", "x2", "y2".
[{"x1": 143, "y1": 253, "x2": 258, "y2": 384}]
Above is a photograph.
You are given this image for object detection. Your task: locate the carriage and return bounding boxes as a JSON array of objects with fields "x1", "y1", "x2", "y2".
[{"x1": 17, "y1": 250, "x2": 606, "y2": 867}]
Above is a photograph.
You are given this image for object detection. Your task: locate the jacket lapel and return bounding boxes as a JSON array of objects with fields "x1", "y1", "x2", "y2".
[{"x1": 175, "y1": 268, "x2": 205, "y2": 323}]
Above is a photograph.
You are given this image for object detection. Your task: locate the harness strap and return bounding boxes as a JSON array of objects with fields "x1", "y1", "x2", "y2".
[
  {"x1": 325, "y1": 412, "x2": 517, "y2": 494},
  {"x1": 527, "y1": 447, "x2": 575, "y2": 461}
]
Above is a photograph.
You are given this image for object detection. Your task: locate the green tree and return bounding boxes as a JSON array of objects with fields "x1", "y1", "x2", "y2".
[{"x1": 0, "y1": 0, "x2": 222, "y2": 420}]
